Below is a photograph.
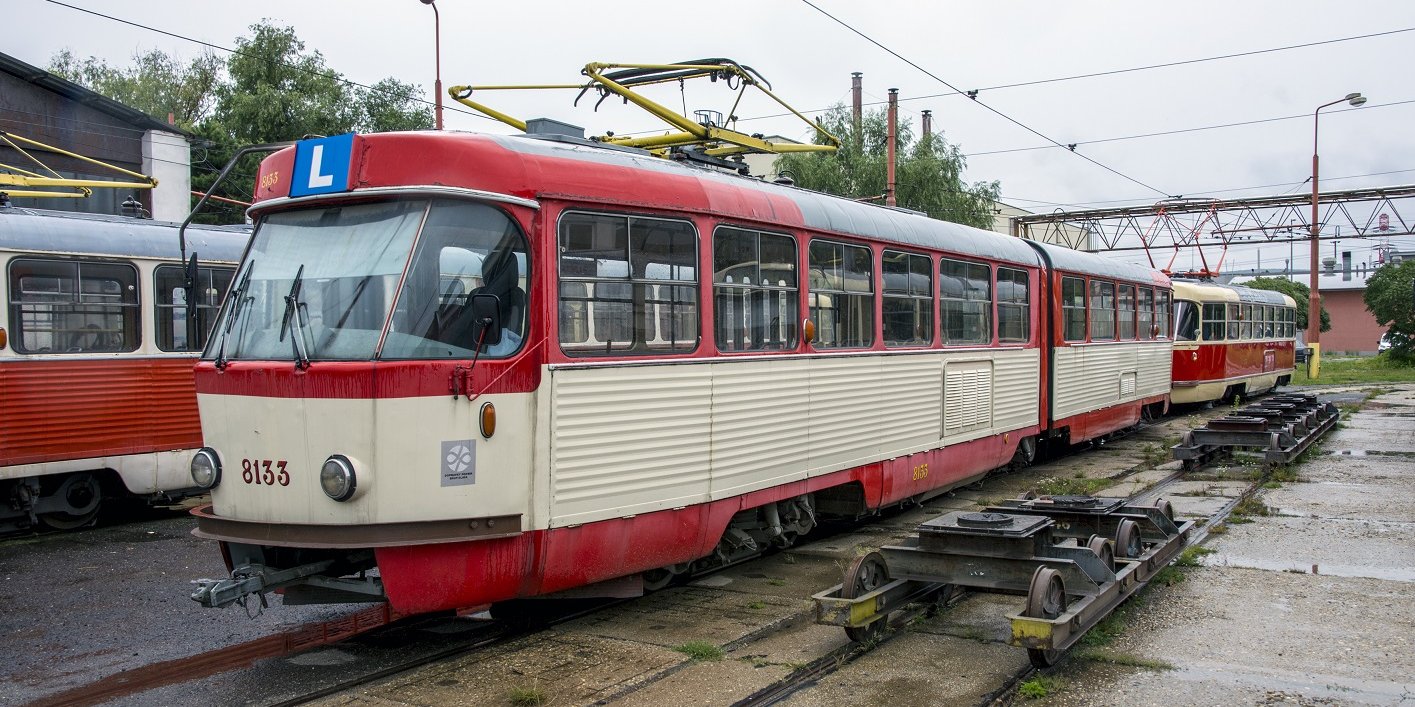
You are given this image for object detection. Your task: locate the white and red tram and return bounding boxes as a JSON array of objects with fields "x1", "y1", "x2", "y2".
[
  {"x1": 0, "y1": 207, "x2": 246, "y2": 530},
  {"x1": 1169, "y1": 279, "x2": 1297, "y2": 404},
  {"x1": 188, "y1": 130, "x2": 1172, "y2": 614}
]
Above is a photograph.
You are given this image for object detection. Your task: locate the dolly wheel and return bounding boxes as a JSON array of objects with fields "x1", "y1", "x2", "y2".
[
  {"x1": 1153, "y1": 498, "x2": 1175, "y2": 522},
  {"x1": 1024, "y1": 566, "x2": 1067, "y2": 668},
  {"x1": 1086, "y1": 534, "x2": 1115, "y2": 571},
  {"x1": 841, "y1": 551, "x2": 890, "y2": 643},
  {"x1": 1115, "y1": 518, "x2": 1142, "y2": 559}
]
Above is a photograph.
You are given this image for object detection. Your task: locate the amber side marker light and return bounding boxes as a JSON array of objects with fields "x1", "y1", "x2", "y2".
[
  {"x1": 0, "y1": 326, "x2": 7, "y2": 350},
  {"x1": 803, "y1": 319, "x2": 816, "y2": 344},
  {"x1": 480, "y1": 402, "x2": 496, "y2": 438}
]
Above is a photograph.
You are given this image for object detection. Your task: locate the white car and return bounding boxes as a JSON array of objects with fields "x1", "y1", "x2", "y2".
[{"x1": 1378, "y1": 333, "x2": 1393, "y2": 353}]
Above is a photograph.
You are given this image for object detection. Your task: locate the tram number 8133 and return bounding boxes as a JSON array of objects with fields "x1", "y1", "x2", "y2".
[{"x1": 242, "y1": 459, "x2": 291, "y2": 486}]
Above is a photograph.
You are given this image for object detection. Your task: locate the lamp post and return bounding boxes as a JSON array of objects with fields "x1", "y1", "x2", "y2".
[
  {"x1": 1308, "y1": 92, "x2": 1366, "y2": 376},
  {"x1": 419, "y1": 0, "x2": 443, "y2": 130}
]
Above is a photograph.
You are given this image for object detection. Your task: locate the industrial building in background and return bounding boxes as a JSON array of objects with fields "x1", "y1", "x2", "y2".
[{"x1": 0, "y1": 51, "x2": 191, "y2": 221}]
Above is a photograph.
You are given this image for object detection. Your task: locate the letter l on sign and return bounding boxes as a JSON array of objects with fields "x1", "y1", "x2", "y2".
[
  {"x1": 307, "y1": 145, "x2": 334, "y2": 189},
  {"x1": 289, "y1": 133, "x2": 355, "y2": 197}
]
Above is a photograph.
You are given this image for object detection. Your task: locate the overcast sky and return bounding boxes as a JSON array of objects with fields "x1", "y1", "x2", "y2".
[{"x1": 11, "y1": 0, "x2": 1415, "y2": 270}]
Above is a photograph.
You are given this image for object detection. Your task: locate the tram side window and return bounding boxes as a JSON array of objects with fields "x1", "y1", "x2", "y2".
[
  {"x1": 8, "y1": 258, "x2": 139, "y2": 353},
  {"x1": 154, "y1": 265, "x2": 235, "y2": 352},
  {"x1": 1241, "y1": 304, "x2": 1254, "y2": 339},
  {"x1": 1061, "y1": 276, "x2": 1086, "y2": 342},
  {"x1": 1266, "y1": 306, "x2": 1277, "y2": 337},
  {"x1": 940, "y1": 258, "x2": 991, "y2": 345},
  {"x1": 882, "y1": 250, "x2": 933, "y2": 346},
  {"x1": 558, "y1": 212, "x2": 698, "y2": 356},
  {"x1": 1202, "y1": 303, "x2": 1226, "y2": 341},
  {"x1": 714, "y1": 227, "x2": 799, "y2": 352},
  {"x1": 809, "y1": 240, "x2": 873, "y2": 348},
  {"x1": 1175, "y1": 300, "x2": 1200, "y2": 341},
  {"x1": 1227, "y1": 304, "x2": 1241, "y2": 340},
  {"x1": 997, "y1": 267, "x2": 1030, "y2": 343},
  {"x1": 1117, "y1": 284, "x2": 1136, "y2": 339},
  {"x1": 1090, "y1": 280, "x2": 1116, "y2": 340},
  {"x1": 1138, "y1": 287, "x2": 1155, "y2": 339},
  {"x1": 1158, "y1": 290, "x2": 1171, "y2": 338},
  {"x1": 1286, "y1": 307, "x2": 1295, "y2": 338}
]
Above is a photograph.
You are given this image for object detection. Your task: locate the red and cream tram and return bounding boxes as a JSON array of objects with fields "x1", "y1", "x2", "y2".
[
  {"x1": 188, "y1": 130, "x2": 1172, "y2": 614},
  {"x1": 0, "y1": 207, "x2": 247, "y2": 530},
  {"x1": 1170, "y1": 279, "x2": 1297, "y2": 405}
]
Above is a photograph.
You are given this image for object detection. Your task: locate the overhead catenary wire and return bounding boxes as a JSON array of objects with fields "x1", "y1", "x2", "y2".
[{"x1": 798, "y1": 0, "x2": 1174, "y2": 199}]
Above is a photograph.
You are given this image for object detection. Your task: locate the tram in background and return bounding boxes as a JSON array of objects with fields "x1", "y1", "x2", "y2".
[
  {"x1": 0, "y1": 207, "x2": 248, "y2": 531},
  {"x1": 1170, "y1": 279, "x2": 1297, "y2": 404},
  {"x1": 187, "y1": 129, "x2": 1173, "y2": 615}
]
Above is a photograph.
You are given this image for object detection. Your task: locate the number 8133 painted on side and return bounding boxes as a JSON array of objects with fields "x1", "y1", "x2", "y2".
[{"x1": 241, "y1": 459, "x2": 290, "y2": 486}]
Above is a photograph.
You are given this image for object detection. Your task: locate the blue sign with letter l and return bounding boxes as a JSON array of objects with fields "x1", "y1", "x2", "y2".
[{"x1": 289, "y1": 133, "x2": 355, "y2": 197}]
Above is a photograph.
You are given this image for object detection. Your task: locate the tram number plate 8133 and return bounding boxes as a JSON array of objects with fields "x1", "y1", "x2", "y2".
[{"x1": 241, "y1": 459, "x2": 290, "y2": 486}]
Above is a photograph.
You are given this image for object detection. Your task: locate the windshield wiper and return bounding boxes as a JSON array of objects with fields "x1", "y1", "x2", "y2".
[
  {"x1": 214, "y1": 260, "x2": 255, "y2": 370},
  {"x1": 279, "y1": 264, "x2": 311, "y2": 369}
]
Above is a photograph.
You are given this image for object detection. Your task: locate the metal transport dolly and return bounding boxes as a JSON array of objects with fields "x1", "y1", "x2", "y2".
[
  {"x1": 811, "y1": 496, "x2": 1193, "y2": 668},
  {"x1": 1172, "y1": 393, "x2": 1339, "y2": 468}
]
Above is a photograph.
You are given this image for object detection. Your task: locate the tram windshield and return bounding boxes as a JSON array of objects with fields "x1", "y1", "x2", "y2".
[{"x1": 205, "y1": 199, "x2": 529, "y2": 362}]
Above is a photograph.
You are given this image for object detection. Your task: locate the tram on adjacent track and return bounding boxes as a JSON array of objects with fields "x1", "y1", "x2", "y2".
[
  {"x1": 1170, "y1": 279, "x2": 1297, "y2": 405},
  {"x1": 0, "y1": 207, "x2": 248, "y2": 531},
  {"x1": 188, "y1": 129, "x2": 1173, "y2": 615}
]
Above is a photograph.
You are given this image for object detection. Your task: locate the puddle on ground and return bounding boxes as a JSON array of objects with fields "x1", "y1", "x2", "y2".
[
  {"x1": 1168, "y1": 662, "x2": 1415, "y2": 704},
  {"x1": 1201, "y1": 553, "x2": 1415, "y2": 583},
  {"x1": 1328, "y1": 449, "x2": 1415, "y2": 458}
]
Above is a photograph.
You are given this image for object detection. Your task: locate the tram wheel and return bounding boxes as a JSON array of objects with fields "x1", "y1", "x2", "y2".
[
  {"x1": 38, "y1": 473, "x2": 102, "y2": 530},
  {"x1": 1024, "y1": 566, "x2": 1067, "y2": 668},
  {"x1": 642, "y1": 567, "x2": 674, "y2": 592},
  {"x1": 841, "y1": 551, "x2": 890, "y2": 643},
  {"x1": 1086, "y1": 534, "x2": 1115, "y2": 571},
  {"x1": 1114, "y1": 518, "x2": 1142, "y2": 559}
]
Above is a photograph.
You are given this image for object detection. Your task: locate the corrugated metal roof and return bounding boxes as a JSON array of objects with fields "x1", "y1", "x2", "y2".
[
  {"x1": 0, "y1": 207, "x2": 249, "y2": 262},
  {"x1": 0, "y1": 51, "x2": 192, "y2": 136},
  {"x1": 1026, "y1": 239, "x2": 1170, "y2": 284}
]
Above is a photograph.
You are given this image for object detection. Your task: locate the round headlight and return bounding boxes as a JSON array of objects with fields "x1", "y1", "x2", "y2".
[
  {"x1": 191, "y1": 448, "x2": 221, "y2": 489},
  {"x1": 320, "y1": 455, "x2": 357, "y2": 502}
]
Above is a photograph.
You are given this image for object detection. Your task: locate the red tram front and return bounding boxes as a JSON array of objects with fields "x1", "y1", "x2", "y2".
[{"x1": 1170, "y1": 279, "x2": 1297, "y2": 404}]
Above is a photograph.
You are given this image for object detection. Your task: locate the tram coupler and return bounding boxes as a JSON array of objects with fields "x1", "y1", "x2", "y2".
[{"x1": 191, "y1": 559, "x2": 336, "y2": 609}]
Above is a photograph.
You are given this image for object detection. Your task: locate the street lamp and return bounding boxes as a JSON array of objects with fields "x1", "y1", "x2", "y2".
[
  {"x1": 1308, "y1": 92, "x2": 1366, "y2": 375},
  {"x1": 418, "y1": 0, "x2": 441, "y2": 130}
]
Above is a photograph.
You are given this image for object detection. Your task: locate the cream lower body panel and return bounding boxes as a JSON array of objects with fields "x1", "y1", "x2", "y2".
[
  {"x1": 1171, "y1": 371, "x2": 1287, "y2": 404},
  {"x1": 1052, "y1": 342, "x2": 1172, "y2": 419},
  {"x1": 1, "y1": 449, "x2": 193, "y2": 495}
]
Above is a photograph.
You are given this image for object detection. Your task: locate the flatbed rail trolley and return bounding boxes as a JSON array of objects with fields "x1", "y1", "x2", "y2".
[
  {"x1": 811, "y1": 495, "x2": 1193, "y2": 668},
  {"x1": 1172, "y1": 393, "x2": 1339, "y2": 468}
]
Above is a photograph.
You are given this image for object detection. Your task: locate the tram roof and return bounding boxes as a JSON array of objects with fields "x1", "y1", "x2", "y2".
[
  {"x1": 0, "y1": 207, "x2": 250, "y2": 262},
  {"x1": 1171, "y1": 279, "x2": 1294, "y2": 306},
  {"x1": 1025, "y1": 239, "x2": 1171, "y2": 286},
  {"x1": 489, "y1": 133, "x2": 1047, "y2": 268}
]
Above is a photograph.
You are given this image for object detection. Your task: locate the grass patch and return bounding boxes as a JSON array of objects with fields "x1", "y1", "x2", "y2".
[
  {"x1": 1074, "y1": 648, "x2": 1174, "y2": 670},
  {"x1": 674, "y1": 640, "x2": 725, "y2": 661},
  {"x1": 1151, "y1": 566, "x2": 1186, "y2": 586},
  {"x1": 1208, "y1": 523, "x2": 1227, "y2": 535},
  {"x1": 746, "y1": 600, "x2": 765, "y2": 610},
  {"x1": 1139, "y1": 442, "x2": 1170, "y2": 467},
  {"x1": 1035, "y1": 475, "x2": 1113, "y2": 497},
  {"x1": 766, "y1": 578, "x2": 786, "y2": 586},
  {"x1": 1018, "y1": 675, "x2": 1062, "y2": 700},
  {"x1": 1232, "y1": 496, "x2": 1271, "y2": 518},
  {"x1": 1291, "y1": 355, "x2": 1415, "y2": 386},
  {"x1": 1268, "y1": 465, "x2": 1301, "y2": 483},
  {"x1": 1175, "y1": 546, "x2": 1215, "y2": 567},
  {"x1": 508, "y1": 685, "x2": 547, "y2": 706},
  {"x1": 1228, "y1": 515, "x2": 1254, "y2": 524}
]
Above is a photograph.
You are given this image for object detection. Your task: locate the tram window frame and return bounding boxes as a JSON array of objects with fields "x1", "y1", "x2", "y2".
[
  {"x1": 1241, "y1": 304, "x2": 1254, "y2": 339},
  {"x1": 1061, "y1": 276, "x2": 1087, "y2": 342},
  {"x1": 1202, "y1": 303, "x2": 1226, "y2": 341},
  {"x1": 939, "y1": 257, "x2": 992, "y2": 346},
  {"x1": 557, "y1": 210, "x2": 700, "y2": 357},
  {"x1": 713, "y1": 226, "x2": 800, "y2": 353},
  {"x1": 1226, "y1": 303, "x2": 1241, "y2": 340},
  {"x1": 996, "y1": 267, "x2": 1030, "y2": 344},
  {"x1": 1286, "y1": 307, "x2": 1296, "y2": 338},
  {"x1": 1137, "y1": 287, "x2": 1155, "y2": 339},
  {"x1": 808, "y1": 239, "x2": 874, "y2": 349},
  {"x1": 1089, "y1": 279, "x2": 1116, "y2": 341},
  {"x1": 1117, "y1": 283, "x2": 1137, "y2": 339},
  {"x1": 881, "y1": 249, "x2": 934, "y2": 347},
  {"x1": 1158, "y1": 289, "x2": 1171, "y2": 339},
  {"x1": 8, "y1": 257, "x2": 140, "y2": 354},
  {"x1": 154, "y1": 264, "x2": 236, "y2": 352}
]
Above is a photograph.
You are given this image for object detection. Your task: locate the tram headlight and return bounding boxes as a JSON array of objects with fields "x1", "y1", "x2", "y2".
[
  {"x1": 191, "y1": 448, "x2": 221, "y2": 489},
  {"x1": 320, "y1": 455, "x2": 357, "y2": 502}
]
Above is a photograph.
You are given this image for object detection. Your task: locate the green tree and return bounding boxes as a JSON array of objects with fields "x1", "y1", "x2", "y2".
[
  {"x1": 1363, "y1": 259, "x2": 1415, "y2": 361},
  {"x1": 50, "y1": 48, "x2": 222, "y2": 129},
  {"x1": 775, "y1": 105, "x2": 999, "y2": 229},
  {"x1": 356, "y1": 78, "x2": 434, "y2": 133},
  {"x1": 1243, "y1": 276, "x2": 1330, "y2": 333}
]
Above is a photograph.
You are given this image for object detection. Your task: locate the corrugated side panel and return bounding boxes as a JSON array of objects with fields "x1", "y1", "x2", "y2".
[
  {"x1": 549, "y1": 348, "x2": 1040, "y2": 526},
  {"x1": 551, "y1": 365, "x2": 714, "y2": 523},
  {"x1": 944, "y1": 361, "x2": 993, "y2": 435},
  {"x1": 0, "y1": 357, "x2": 201, "y2": 467},
  {"x1": 1052, "y1": 342, "x2": 1172, "y2": 420}
]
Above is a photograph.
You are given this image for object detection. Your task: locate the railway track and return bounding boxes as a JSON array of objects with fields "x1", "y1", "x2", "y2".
[{"x1": 15, "y1": 401, "x2": 1256, "y2": 706}]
